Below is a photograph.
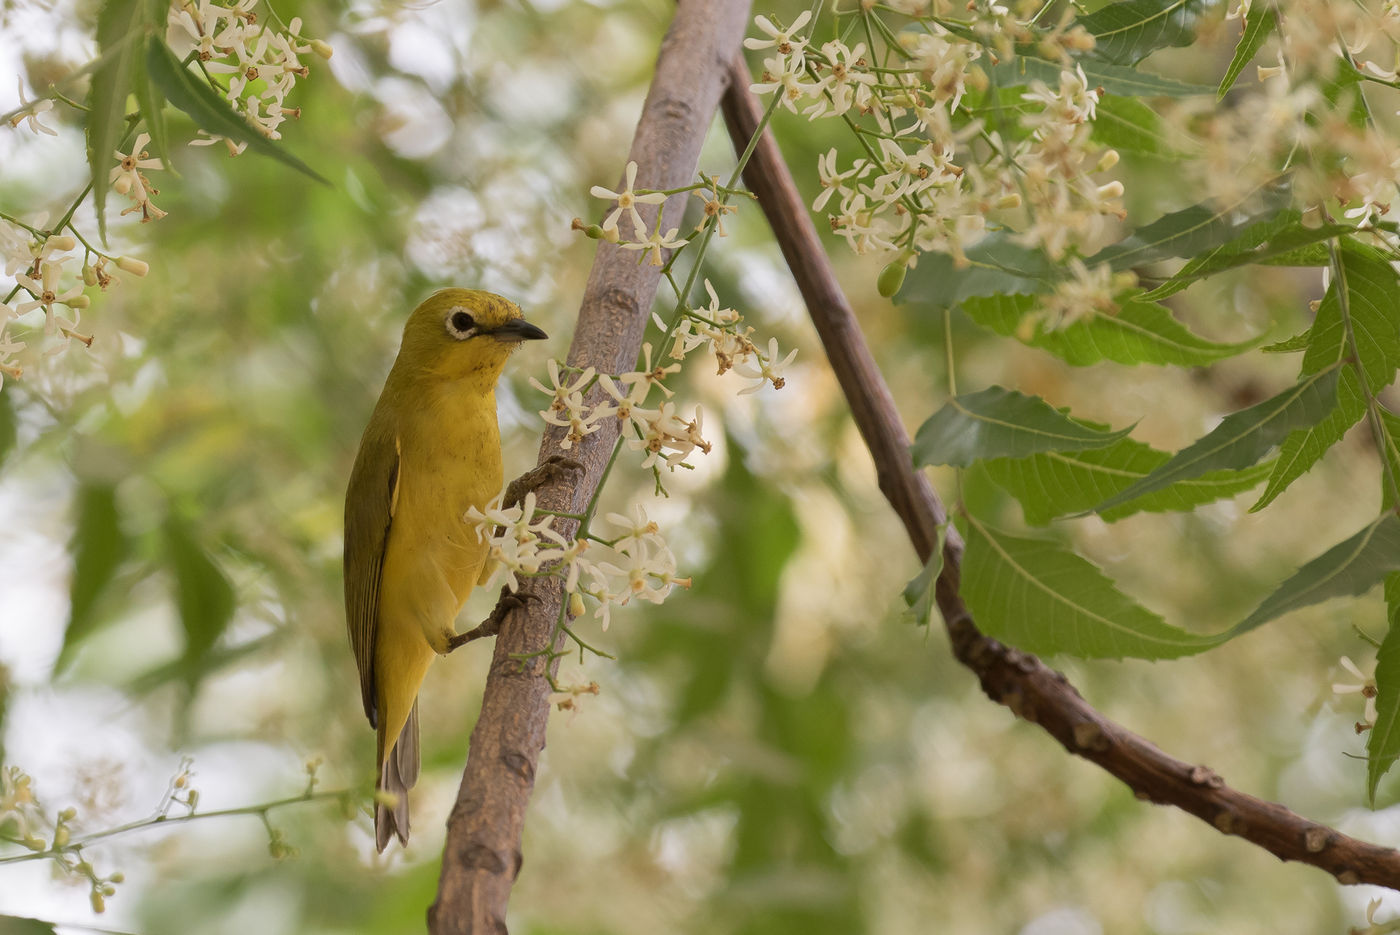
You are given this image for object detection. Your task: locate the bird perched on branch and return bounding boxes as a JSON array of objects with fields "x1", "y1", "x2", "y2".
[{"x1": 344, "y1": 288, "x2": 547, "y2": 851}]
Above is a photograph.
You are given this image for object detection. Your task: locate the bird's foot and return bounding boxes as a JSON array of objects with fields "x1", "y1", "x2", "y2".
[
  {"x1": 445, "y1": 586, "x2": 540, "y2": 652},
  {"x1": 503, "y1": 456, "x2": 585, "y2": 509}
]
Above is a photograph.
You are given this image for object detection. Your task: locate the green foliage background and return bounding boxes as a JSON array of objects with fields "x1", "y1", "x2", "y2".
[{"x1": 0, "y1": 0, "x2": 1394, "y2": 932}]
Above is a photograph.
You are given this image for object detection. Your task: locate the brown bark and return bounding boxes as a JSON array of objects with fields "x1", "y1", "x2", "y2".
[
  {"x1": 718, "y1": 54, "x2": 1400, "y2": 891},
  {"x1": 427, "y1": 2, "x2": 754, "y2": 931}
]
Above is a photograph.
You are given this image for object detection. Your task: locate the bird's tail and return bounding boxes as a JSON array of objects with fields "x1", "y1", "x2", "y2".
[{"x1": 375, "y1": 700, "x2": 420, "y2": 851}]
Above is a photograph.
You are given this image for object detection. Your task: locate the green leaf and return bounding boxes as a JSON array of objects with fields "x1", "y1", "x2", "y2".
[
  {"x1": 994, "y1": 55, "x2": 1213, "y2": 97},
  {"x1": 1367, "y1": 573, "x2": 1400, "y2": 802},
  {"x1": 911, "y1": 386, "x2": 1133, "y2": 467},
  {"x1": 1089, "y1": 183, "x2": 1293, "y2": 271},
  {"x1": 1218, "y1": 5, "x2": 1277, "y2": 98},
  {"x1": 1078, "y1": 0, "x2": 1205, "y2": 66},
  {"x1": 57, "y1": 484, "x2": 129, "y2": 672},
  {"x1": 959, "y1": 513, "x2": 1223, "y2": 659},
  {"x1": 984, "y1": 435, "x2": 1273, "y2": 524},
  {"x1": 163, "y1": 514, "x2": 236, "y2": 681},
  {"x1": 132, "y1": 48, "x2": 170, "y2": 171},
  {"x1": 87, "y1": 0, "x2": 150, "y2": 242},
  {"x1": 963, "y1": 292, "x2": 1258, "y2": 367},
  {"x1": 897, "y1": 235, "x2": 1054, "y2": 310},
  {"x1": 1142, "y1": 212, "x2": 1350, "y2": 300},
  {"x1": 901, "y1": 523, "x2": 949, "y2": 626},
  {"x1": 1261, "y1": 330, "x2": 1310, "y2": 353},
  {"x1": 1092, "y1": 366, "x2": 1342, "y2": 513},
  {"x1": 0, "y1": 391, "x2": 16, "y2": 471},
  {"x1": 1378, "y1": 407, "x2": 1400, "y2": 511},
  {"x1": 1326, "y1": 241, "x2": 1400, "y2": 393},
  {"x1": 144, "y1": 37, "x2": 328, "y2": 185},
  {"x1": 0, "y1": 916, "x2": 59, "y2": 935},
  {"x1": 1250, "y1": 366, "x2": 1366, "y2": 511},
  {"x1": 1092, "y1": 94, "x2": 1184, "y2": 158},
  {"x1": 1231, "y1": 514, "x2": 1400, "y2": 636}
]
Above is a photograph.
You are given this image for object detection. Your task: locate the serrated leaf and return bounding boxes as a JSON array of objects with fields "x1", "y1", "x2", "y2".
[
  {"x1": 1093, "y1": 365, "x2": 1342, "y2": 513},
  {"x1": 963, "y1": 292, "x2": 1258, "y2": 367},
  {"x1": 1261, "y1": 330, "x2": 1310, "y2": 353},
  {"x1": 1092, "y1": 94, "x2": 1184, "y2": 158},
  {"x1": 912, "y1": 386, "x2": 1133, "y2": 468},
  {"x1": 57, "y1": 484, "x2": 130, "y2": 673},
  {"x1": 0, "y1": 391, "x2": 16, "y2": 471},
  {"x1": 1327, "y1": 241, "x2": 1400, "y2": 392},
  {"x1": 132, "y1": 49, "x2": 170, "y2": 171},
  {"x1": 1232, "y1": 514, "x2": 1400, "y2": 636},
  {"x1": 1367, "y1": 573, "x2": 1400, "y2": 802},
  {"x1": 144, "y1": 36, "x2": 328, "y2": 185},
  {"x1": 897, "y1": 235, "x2": 1054, "y2": 310},
  {"x1": 959, "y1": 513, "x2": 1223, "y2": 659},
  {"x1": 901, "y1": 523, "x2": 949, "y2": 626},
  {"x1": 87, "y1": 0, "x2": 150, "y2": 242},
  {"x1": 0, "y1": 915, "x2": 59, "y2": 935},
  {"x1": 1142, "y1": 212, "x2": 1349, "y2": 300},
  {"x1": 163, "y1": 514, "x2": 235, "y2": 682},
  {"x1": 1219, "y1": 5, "x2": 1277, "y2": 98},
  {"x1": 994, "y1": 55, "x2": 1213, "y2": 97},
  {"x1": 1090, "y1": 183, "x2": 1293, "y2": 271},
  {"x1": 1078, "y1": 0, "x2": 1205, "y2": 66},
  {"x1": 985, "y1": 434, "x2": 1273, "y2": 524},
  {"x1": 1251, "y1": 367, "x2": 1366, "y2": 511},
  {"x1": 1379, "y1": 408, "x2": 1400, "y2": 511}
]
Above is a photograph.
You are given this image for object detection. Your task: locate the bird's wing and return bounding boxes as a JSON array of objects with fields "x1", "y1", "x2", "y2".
[{"x1": 344, "y1": 420, "x2": 401, "y2": 728}]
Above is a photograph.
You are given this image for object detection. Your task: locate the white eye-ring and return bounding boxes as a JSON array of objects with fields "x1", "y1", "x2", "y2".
[{"x1": 445, "y1": 306, "x2": 477, "y2": 340}]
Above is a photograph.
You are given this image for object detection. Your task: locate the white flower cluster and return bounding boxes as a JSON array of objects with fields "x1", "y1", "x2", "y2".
[
  {"x1": 528, "y1": 273, "x2": 796, "y2": 476},
  {"x1": 746, "y1": 10, "x2": 1120, "y2": 266},
  {"x1": 530, "y1": 355, "x2": 711, "y2": 470},
  {"x1": 167, "y1": 0, "x2": 332, "y2": 151},
  {"x1": 465, "y1": 496, "x2": 689, "y2": 631},
  {"x1": 0, "y1": 221, "x2": 149, "y2": 388}
]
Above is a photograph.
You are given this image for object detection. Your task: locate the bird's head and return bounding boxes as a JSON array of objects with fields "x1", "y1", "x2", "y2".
[{"x1": 395, "y1": 288, "x2": 547, "y2": 390}]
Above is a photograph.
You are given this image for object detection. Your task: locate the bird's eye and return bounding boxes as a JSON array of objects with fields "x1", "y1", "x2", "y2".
[{"x1": 446, "y1": 308, "x2": 476, "y2": 339}]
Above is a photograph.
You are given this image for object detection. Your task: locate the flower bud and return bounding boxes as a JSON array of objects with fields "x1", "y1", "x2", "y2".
[
  {"x1": 49, "y1": 235, "x2": 77, "y2": 252},
  {"x1": 112, "y1": 175, "x2": 132, "y2": 195},
  {"x1": 53, "y1": 827, "x2": 69, "y2": 847},
  {"x1": 115, "y1": 256, "x2": 149, "y2": 277},
  {"x1": 66, "y1": 295, "x2": 90, "y2": 309},
  {"x1": 311, "y1": 39, "x2": 334, "y2": 59},
  {"x1": 877, "y1": 255, "x2": 911, "y2": 298},
  {"x1": 568, "y1": 591, "x2": 585, "y2": 619},
  {"x1": 1096, "y1": 150, "x2": 1120, "y2": 172},
  {"x1": 90, "y1": 891, "x2": 105, "y2": 914},
  {"x1": 82, "y1": 264, "x2": 98, "y2": 286}
]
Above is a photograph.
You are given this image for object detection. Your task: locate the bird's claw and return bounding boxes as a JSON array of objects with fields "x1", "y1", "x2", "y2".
[
  {"x1": 503, "y1": 456, "x2": 586, "y2": 509},
  {"x1": 445, "y1": 586, "x2": 541, "y2": 652}
]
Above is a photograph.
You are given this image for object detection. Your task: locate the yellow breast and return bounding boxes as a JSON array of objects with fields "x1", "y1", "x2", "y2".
[{"x1": 378, "y1": 385, "x2": 503, "y2": 652}]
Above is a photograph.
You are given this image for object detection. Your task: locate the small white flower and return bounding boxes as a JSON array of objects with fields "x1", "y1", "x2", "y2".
[
  {"x1": 590, "y1": 161, "x2": 666, "y2": 239},
  {"x1": 743, "y1": 11, "x2": 812, "y2": 54},
  {"x1": 734, "y1": 337, "x2": 797, "y2": 394},
  {"x1": 9, "y1": 78, "x2": 56, "y2": 136},
  {"x1": 620, "y1": 225, "x2": 687, "y2": 267},
  {"x1": 1333, "y1": 655, "x2": 1379, "y2": 728}
]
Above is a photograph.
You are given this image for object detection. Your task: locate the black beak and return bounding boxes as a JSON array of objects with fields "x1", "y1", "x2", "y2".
[{"x1": 489, "y1": 318, "x2": 548, "y2": 342}]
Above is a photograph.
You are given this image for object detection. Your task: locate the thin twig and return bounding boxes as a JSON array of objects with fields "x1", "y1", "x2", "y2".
[
  {"x1": 427, "y1": 3, "x2": 755, "y2": 932},
  {"x1": 719, "y1": 53, "x2": 1400, "y2": 891}
]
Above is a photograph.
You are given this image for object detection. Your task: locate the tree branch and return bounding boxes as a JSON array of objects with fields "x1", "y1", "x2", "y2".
[
  {"x1": 428, "y1": 3, "x2": 754, "y2": 932},
  {"x1": 719, "y1": 54, "x2": 1400, "y2": 891}
]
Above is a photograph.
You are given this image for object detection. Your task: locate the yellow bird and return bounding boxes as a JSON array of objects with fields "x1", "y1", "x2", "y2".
[{"x1": 344, "y1": 288, "x2": 546, "y2": 851}]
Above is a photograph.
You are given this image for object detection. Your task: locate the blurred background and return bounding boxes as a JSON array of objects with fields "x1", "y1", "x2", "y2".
[{"x1": 0, "y1": 0, "x2": 1394, "y2": 932}]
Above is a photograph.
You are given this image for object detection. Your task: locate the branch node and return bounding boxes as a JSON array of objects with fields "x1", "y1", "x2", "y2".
[
  {"x1": 1337, "y1": 869, "x2": 1361, "y2": 886},
  {"x1": 1188, "y1": 765, "x2": 1224, "y2": 789},
  {"x1": 501, "y1": 752, "x2": 535, "y2": 784},
  {"x1": 1071, "y1": 720, "x2": 1111, "y2": 753},
  {"x1": 1303, "y1": 826, "x2": 1333, "y2": 854},
  {"x1": 1213, "y1": 810, "x2": 1243, "y2": 835}
]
